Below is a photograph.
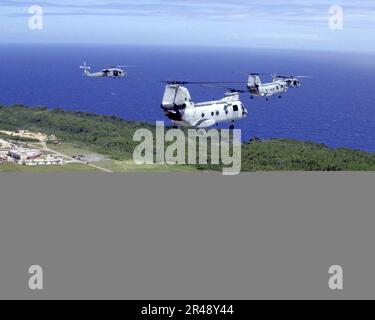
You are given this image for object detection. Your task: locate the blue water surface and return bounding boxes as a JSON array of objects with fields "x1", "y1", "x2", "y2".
[{"x1": 0, "y1": 44, "x2": 374, "y2": 151}]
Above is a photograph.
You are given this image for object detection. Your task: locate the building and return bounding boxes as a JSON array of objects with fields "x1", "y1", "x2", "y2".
[
  {"x1": 48, "y1": 135, "x2": 61, "y2": 145},
  {"x1": 0, "y1": 154, "x2": 6, "y2": 164},
  {"x1": 8, "y1": 148, "x2": 42, "y2": 162},
  {"x1": 7, "y1": 148, "x2": 65, "y2": 166},
  {"x1": 25, "y1": 156, "x2": 65, "y2": 166}
]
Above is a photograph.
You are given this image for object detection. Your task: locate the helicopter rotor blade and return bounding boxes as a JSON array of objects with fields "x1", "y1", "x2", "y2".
[
  {"x1": 249, "y1": 72, "x2": 269, "y2": 76},
  {"x1": 273, "y1": 74, "x2": 314, "y2": 79},
  {"x1": 162, "y1": 80, "x2": 248, "y2": 85},
  {"x1": 163, "y1": 81, "x2": 247, "y2": 93},
  {"x1": 237, "y1": 72, "x2": 269, "y2": 77},
  {"x1": 202, "y1": 83, "x2": 246, "y2": 93},
  {"x1": 294, "y1": 75, "x2": 314, "y2": 78},
  {"x1": 107, "y1": 65, "x2": 137, "y2": 69},
  {"x1": 202, "y1": 83, "x2": 225, "y2": 89}
]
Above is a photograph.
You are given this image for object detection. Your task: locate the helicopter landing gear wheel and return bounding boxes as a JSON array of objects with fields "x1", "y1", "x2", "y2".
[{"x1": 229, "y1": 124, "x2": 235, "y2": 131}]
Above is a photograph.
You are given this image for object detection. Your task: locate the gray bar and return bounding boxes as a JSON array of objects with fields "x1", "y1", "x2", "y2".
[{"x1": 0, "y1": 173, "x2": 374, "y2": 299}]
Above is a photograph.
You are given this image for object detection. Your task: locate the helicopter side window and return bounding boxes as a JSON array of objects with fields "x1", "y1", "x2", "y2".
[
  {"x1": 211, "y1": 112, "x2": 214, "y2": 116},
  {"x1": 202, "y1": 113, "x2": 205, "y2": 118},
  {"x1": 233, "y1": 105, "x2": 239, "y2": 112},
  {"x1": 216, "y1": 111, "x2": 219, "y2": 116}
]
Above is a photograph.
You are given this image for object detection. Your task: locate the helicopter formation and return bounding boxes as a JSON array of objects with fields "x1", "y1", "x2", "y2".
[
  {"x1": 79, "y1": 63, "x2": 311, "y2": 129},
  {"x1": 159, "y1": 73, "x2": 310, "y2": 129}
]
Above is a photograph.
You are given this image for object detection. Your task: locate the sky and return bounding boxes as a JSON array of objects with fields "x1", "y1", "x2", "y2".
[{"x1": 0, "y1": 0, "x2": 374, "y2": 52}]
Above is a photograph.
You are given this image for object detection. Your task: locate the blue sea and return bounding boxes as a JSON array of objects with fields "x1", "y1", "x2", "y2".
[{"x1": 0, "y1": 44, "x2": 374, "y2": 152}]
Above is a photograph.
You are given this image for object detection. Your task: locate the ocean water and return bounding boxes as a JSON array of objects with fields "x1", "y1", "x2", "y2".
[{"x1": 0, "y1": 44, "x2": 374, "y2": 152}]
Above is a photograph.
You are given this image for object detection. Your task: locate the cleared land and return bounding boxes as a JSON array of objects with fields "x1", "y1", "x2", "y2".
[
  {"x1": 0, "y1": 162, "x2": 98, "y2": 173},
  {"x1": 48, "y1": 143, "x2": 196, "y2": 173}
]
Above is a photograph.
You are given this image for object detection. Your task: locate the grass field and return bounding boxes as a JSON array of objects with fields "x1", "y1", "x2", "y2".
[
  {"x1": 93, "y1": 159, "x2": 197, "y2": 173},
  {"x1": 47, "y1": 143, "x2": 104, "y2": 158},
  {"x1": 0, "y1": 162, "x2": 99, "y2": 173},
  {"x1": 0, "y1": 143, "x2": 198, "y2": 173},
  {"x1": 49, "y1": 143, "x2": 197, "y2": 173}
]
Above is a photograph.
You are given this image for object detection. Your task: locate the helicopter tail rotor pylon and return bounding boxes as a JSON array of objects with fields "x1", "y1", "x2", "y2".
[{"x1": 162, "y1": 83, "x2": 193, "y2": 110}]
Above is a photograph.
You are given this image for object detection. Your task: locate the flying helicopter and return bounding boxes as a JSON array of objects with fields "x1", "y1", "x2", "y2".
[
  {"x1": 246, "y1": 73, "x2": 312, "y2": 100},
  {"x1": 161, "y1": 81, "x2": 248, "y2": 130},
  {"x1": 79, "y1": 62, "x2": 133, "y2": 78}
]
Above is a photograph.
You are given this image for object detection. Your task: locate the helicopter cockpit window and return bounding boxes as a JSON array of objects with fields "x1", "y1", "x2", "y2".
[{"x1": 233, "y1": 105, "x2": 239, "y2": 112}]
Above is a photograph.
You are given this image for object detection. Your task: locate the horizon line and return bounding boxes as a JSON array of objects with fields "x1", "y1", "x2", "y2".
[{"x1": 0, "y1": 41, "x2": 374, "y2": 55}]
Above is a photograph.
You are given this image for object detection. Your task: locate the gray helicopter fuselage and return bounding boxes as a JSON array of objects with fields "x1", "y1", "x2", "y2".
[
  {"x1": 254, "y1": 79, "x2": 288, "y2": 97},
  {"x1": 162, "y1": 85, "x2": 247, "y2": 129},
  {"x1": 81, "y1": 62, "x2": 127, "y2": 78},
  {"x1": 247, "y1": 75, "x2": 301, "y2": 98},
  {"x1": 86, "y1": 68, "x2": 126, "y2": 78}
]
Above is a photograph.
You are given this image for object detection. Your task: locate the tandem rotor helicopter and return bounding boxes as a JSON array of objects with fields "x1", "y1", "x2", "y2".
[
  {"x1": 246, "y1": 73, "x2": 313, "y2": 100},
  {"x1": 80, "y1": 62, "x2": 135, "y2": 79},
  {"x1": 161, "y1": 81, "x2": 248, "y2": 130}
]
